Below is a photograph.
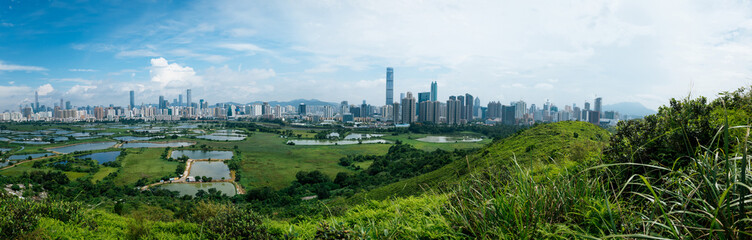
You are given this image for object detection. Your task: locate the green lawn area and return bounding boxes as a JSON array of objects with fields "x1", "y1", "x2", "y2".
[
  {"x1": 91, "y1": 167, "x2": 118, "y2": 182},
  {"x1": 0, "y1": 161, "x2": 49, "y2": 177},
  {"x1": 1, "y1": 160, "x2": 93, "y2": 181},
  {"x1": 380, "y1": 132, "x2": 490, "y2": 152},
  {"x1": 201, "y1": 132, "x2": 392, "y2": 190},
  {"x1": 114, "y1": 148, "x2": 179, "y2": 186}
]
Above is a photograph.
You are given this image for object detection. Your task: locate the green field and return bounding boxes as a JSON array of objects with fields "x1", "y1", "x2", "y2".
[
  {"x1": 91, "y1": 167, "x2": 118, "y2": 182},
  {"x1": 199, "y1": 132, "x2": 391, "y2": 189},
  {"x1": 114, "y1": 148, "x2": 179, "y2": 186},
  {"x1": 379, "y1": 132, "x2": 490, "y2": 151}
]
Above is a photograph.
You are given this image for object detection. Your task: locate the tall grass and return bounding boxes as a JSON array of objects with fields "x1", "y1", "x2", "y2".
[{"x1": 441, "y1": 123, "x2": 751, "y2": 239}]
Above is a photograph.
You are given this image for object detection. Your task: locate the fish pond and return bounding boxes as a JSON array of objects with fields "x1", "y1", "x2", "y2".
[
  {"x1": 119, "y1": 142, "x2": 194, "y2": 148},
  {"x1": 171, "y1": 150, "x2": 233, "y2": 160},
  {"x1": 189, "y1": 161, "x2": 231, "y2": 180},
  {"x1": 48, "y1": 142, "x2": 116, "y2": 154},
  {"x1": 76, "y1": 151, "x2": 121, "y2": 164}
]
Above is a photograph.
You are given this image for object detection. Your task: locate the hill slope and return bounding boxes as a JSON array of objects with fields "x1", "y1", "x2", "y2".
[{"x1": 357, "y1": 121, "x2": 610, "y2": 200}]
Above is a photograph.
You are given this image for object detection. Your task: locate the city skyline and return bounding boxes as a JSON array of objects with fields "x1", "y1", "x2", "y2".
[{"x1": 2, "y1": 1, "x2": 752, "y2": 112}]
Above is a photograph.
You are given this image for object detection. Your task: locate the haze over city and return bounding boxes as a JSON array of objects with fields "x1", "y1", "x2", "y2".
[{"x1": 2, "y1": 0, "x2": 752, "y2": 112}]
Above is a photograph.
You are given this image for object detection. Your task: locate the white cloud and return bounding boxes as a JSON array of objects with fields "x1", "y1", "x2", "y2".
[
  {"x1": 0, "y1": 85, "x2": 32, "y2": 110},
  {"x1": 218, "y1": 43, "x2": 269, "y2": 54},
  {"x1": 116, "y1": 49, "x2": 160, "y2": 58},
  {"x1": 149, "y1": 57, "x2": 202, "y2": 89},
  {"x1": 37, "y1": 84, "x2": 54, "y2": 95},
  {"x1": 68, "y1": 69, "x2": 97, "y2": 72},
  {"x1": 0, "y1": 61, "x2": 47, "y2": 71},
  {"x1": 534, "y1": 83, "x2": 554, "y2": 90}
]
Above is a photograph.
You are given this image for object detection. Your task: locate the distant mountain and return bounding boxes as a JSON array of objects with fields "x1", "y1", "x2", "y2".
[
  {"x1": 603, "y1": 102, "x2": 657, "y2": 117},
  {"x1": 245, "y1": 99, "x2": 338, "y2": 106}
]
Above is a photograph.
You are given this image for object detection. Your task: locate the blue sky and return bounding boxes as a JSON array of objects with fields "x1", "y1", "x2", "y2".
[{"x1": 1, "y1": 0, "x2": 752, "y2": 112}]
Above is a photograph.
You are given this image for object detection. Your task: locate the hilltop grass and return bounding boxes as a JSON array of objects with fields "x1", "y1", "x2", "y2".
[
  {"x1": 91, "y1": 167, "x2": 118, "y2": 183},
  {"x1": 355, "y1": 121, "x2": 609, "y2": 201},
  {"x1": 114, "y1": 148, "x2": 179, "y2": 186}
]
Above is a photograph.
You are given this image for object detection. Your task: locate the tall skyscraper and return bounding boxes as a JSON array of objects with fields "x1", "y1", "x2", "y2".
[
  {"x1": 34, "y1": 91, "x2": 39, "y2": 112},
  {"x1": 465, "y1": 93, "x2": 474, "y2": 121},
  {"x1": 159, "y1": 96, "x2": 165, "y2": 109},
  {"x1": 457, "y1": 95, "x2": 465, "y2": 120},
  {"x1": 299, "y1": 103, "x2": 307, "y2": 115},
  {"x1": 594, "y1": 97, "x2": 602, "y2": 115},
  {"x1": 179, "y1": 94, "x2": 183, "y2": 107},
  {"x1": 60, "y1": 98, "x2": 64, "y2": 110},
  {"x1": 386, "y1": 67, "x2": 394, "y2": 105},
  {"x1": 430, "y1": 81, "x2": 437, "y2": 101},
  {"x1": 186, "y1": 89, "x2": 192, "y2": 108},
  {"x1": 400, "y1": 92, "x2": 416, "y2": 124},
  {"x1": 129, "y1": 90, "x2": 135, "y2": 108}
]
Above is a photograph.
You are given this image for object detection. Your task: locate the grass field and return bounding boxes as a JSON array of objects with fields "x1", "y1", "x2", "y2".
[
  {"x1": 114, "y1": 148, "x2": 179, "y2": 186},
  {"x1": 380, "y1": 132, "x2": 490, "y2": 151},
  {"x1": 91, "y1": 167, "x2": 118, "y2": 182},
  {"x1": 199, "y1": 131, "x2": 391, "y2": 189}
]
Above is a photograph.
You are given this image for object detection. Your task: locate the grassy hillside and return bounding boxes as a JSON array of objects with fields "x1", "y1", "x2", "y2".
[{"x1": 357, "y1": 121, "x2": 609, "y2": 201}]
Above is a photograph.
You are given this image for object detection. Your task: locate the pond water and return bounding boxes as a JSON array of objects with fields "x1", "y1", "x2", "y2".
[
  {"x1": 68, "y1": 133, "x2": 91, "y2": 138},
  {"x1": 287, "y1": 139, "x2": 389, "y2": 145},
  {"x1": 0, "y1": 148, "x2": 11, "y2": 153},
  {"x1": 171, "y1": 150, "x2": 233, "y2": 160},
  {"x1": 120, "y1": 142, "x2": 194, "y2": 148},
  {"x1": 344, "y1": 133, "x2": 384, "y2": 140},
  {"x1": 12, "y1": 141, "x2": 50, "y2": 145},
  {"x1": 97, "y1": 132, "x2": 115, "y2": 136},
  {"x1": 0, "y1": 137, "x2": 10, "y2": 141},
  {"x1": 159, "y1": 182, "x2": 236, "y2": 197},
  {"x1": 76, "y1": 151, "x2": 121, "y2": 164},
  {"x1": 7, "y1": 153, "x2": 53, "y2": 160},
  {"x1": 49, "y1": 142, "x2": 116, "y2": 154},
  {"x1": 114, "y1": 136, "x2": 155, "y2": 141},
  {"x1": 196, "y1": 134, "x2": 246, "y2": 141},
  {"x1": 189, "y1": 161, "x2": 231, "y2": 180},
  {"x1": 415, "y1": 136, "x2": 483, "y2": 143},
  {"x1": 52, "y1": 137, "x2": 69, "y2": 142}
]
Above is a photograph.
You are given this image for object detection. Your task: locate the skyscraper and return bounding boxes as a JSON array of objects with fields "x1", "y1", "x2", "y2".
[
  {"x1": 186, "y1": 89, "x2": 192, "y2": 108},
  {"x1": 430, "y1": 81, "x2": 437, "y2": 101},
  {"x1": 34, "y1": 91, "x2": 39, "y2": 112},
  {"x1": 386, "y1": 67, "x2": 394, "y2": 105},
  {"x1": 159, "y1": 96, "x2": 165, "y2": 109},
  {"x1": 457, "y1": 95, "x2": 465, "y2": 121},
  {"x1": 299, "y1": 103, "x2": 307, "y2": 115},
  {"x1": 400, "y1": 92, "x2": 416, "y2": 124},
  {"x1": 179, "y1": 94, "x2": 183, "y2": 107},
  {"x1": 129, "y1": 90, "x2": 135, "y2": 109},
  {"x1": 465, "y1": 93, "x2": 474, "y2": 121},
  {"x1": 594, "y1": 97, "x2": 602, "y2": 115}
]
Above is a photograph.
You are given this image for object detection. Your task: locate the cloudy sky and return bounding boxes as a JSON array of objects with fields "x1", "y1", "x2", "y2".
[{"x1": 1, "y1": 0, "x2": 751, "y2": 112}]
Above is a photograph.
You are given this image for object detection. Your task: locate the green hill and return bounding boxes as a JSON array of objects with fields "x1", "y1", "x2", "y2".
[{"x1": 356, "y1": 121, "x2": 610, "y2": 201}]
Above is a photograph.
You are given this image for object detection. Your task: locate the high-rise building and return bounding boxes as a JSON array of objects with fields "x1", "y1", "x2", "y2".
[
  {"x1": 159, "y1": 96, "x2": 165, "y2": 109},
  {"x1": 129, "y1": 90, "x2": 135, "y2": 109},
  {"x1": 474, "y1": 97, "x2": 481, "y2": 118},
  {"x1": 502, "y1": 105, "x2": 516, "y2": 125},
  {"x1": 392, "y1": 102, "x2": 401, "y2": 123},
  {"x1": 594, "y1": 97, "x2": 602, "y2": 115},
  {"x1": 60, "y1": 98, "x2": 64, "y2": 110},
  {"x1": 65, "y1": 101, "x2": 71, "y2": 110},
  {"x1": 400, "y1": 92, "x2": 416, "y2": 124},
  {"x1": 465, "y1": 93, "x2": 474, "y2": 121},
  {"x1": 186, "y1": 89, "x2": 192, "y2": 109},
  {"x1": 457, "y1": 95, "x2": 465, "y2": 121},
  {"x1": 487, "y1": 101, "x2": 502, "y2": 119},
  {"x1": 417, "y1": 92, "x2": 430, "y2": 117},
  {"x1": 584, "y1": 101, "x2": 591, "y2": 111},
  {"x1": 34, "y1": 91, "x2": 39, "y2": 112},
  {"x1": 299, "y1": 103, "x2": 307, "y2": 115},
  {"x1": 514, "y1": 101, "x2": 526, "y2": 119},
  {"x1": 430, "y1": 81, "x2": 437, "y2": 101},
  {"x1": 386, "y1": 67, "x2": 394, "y2": 105},
  {"x1": 417, "y1": 101, "x2": 440, "y2": 123},
  {"x1": 447, "y1": 96, "x2": 462, "y2": 125},
  {"x1": 179, "y1": 94, "x2": 183, "y2": 107}
]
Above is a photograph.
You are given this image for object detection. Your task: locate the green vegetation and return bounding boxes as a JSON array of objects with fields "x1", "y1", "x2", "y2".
[
  {"x1": 1, "y1": 86, "x2": 751, "y2": 239},
  {"x1": 115, "y1": 148, "x2": 180, "y2": 186}
]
